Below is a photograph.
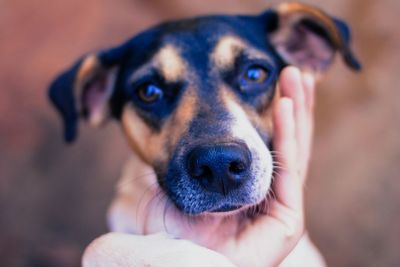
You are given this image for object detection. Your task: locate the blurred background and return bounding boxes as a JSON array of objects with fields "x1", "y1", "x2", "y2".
[{"x1": 1, "y1": 0, "x2": 399, "y2": 266}]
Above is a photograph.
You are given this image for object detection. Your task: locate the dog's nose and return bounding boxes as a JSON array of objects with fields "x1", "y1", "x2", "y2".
[{"x1": 187, "y1": 142, "x2": 252, "y2": 195}]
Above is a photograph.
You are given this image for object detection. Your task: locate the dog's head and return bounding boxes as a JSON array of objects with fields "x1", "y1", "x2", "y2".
[{"x1": 49, "y1": 3, "x2": 360, "y2": 215}]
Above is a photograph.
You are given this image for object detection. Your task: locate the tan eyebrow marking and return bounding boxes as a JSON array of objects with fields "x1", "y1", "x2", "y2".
[
  {"x1": 211, "y1": 36, "x2": 245, "y2": 69},
  {"x1": 211, "y1": 35, "x2": 272, "y2": 70},
  {"x1": 220, "y1": 85, "x2": 274, "y2": 136},
  {"x1": 157, "y1": 45, "x2": 186, "y2": 81},
  {"x1": 128, "y1": 45, "x2": 186, "y2": 83}
]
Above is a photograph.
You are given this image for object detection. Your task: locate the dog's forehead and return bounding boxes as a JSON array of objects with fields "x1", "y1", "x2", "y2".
[
  {"x1": 158, "y1": 16, "x2": 262, "y2": 46},
  {"x1": 126, "y1": 15, "x2": 270, "y2": 70}
]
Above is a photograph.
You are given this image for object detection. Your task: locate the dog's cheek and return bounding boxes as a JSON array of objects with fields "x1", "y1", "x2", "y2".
[
  {"x1": 121, "y1": 91, "x2": 197, "y2": 167},
  {"x1": 121, "y1": 105, "x2": 168, "y2": 165},
  {"x1": 163, "y1": 91, "x2": 197, "y2": 155},
  {"x1": 260, "y1": 85, "x2": 281, "y2": 149}
]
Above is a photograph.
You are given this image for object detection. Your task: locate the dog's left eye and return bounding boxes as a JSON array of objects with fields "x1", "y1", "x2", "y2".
[
  {"x1": 244, "y1": 66, "x2": 268, "y2": 83},
  {"x1": 239, "y1": 65, "x2": 272, "y2": 92}
]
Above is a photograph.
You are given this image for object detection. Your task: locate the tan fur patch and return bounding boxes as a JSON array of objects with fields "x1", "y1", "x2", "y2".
[
  {"x1": 121, "y1": 106, "x2": 155, "y2": 164},
  {"x1": 268, "y1": 3, "x2": 344, "y2": 73},
  {"x1": 157, "y1": 45, "x2": 186, "y2": 82},
  {"x1": 269, "y1": 3, "x2": 345, "y2": 71},
  {"x1": 75, "y1": 55, "x2": 100, "y2": 114},
  {"x1": 128, "y1": 45, "x2": 186, "y2": 84},
  {"x1": 211, "y1": 36, "x2": 245, "y2": 69},
  {"x1": 74, "y1": 55, "x2": 118, "y2": 127},
  {"x1": 75, "y1": 55, "x2": 101, "y2": 89},
  {"x1": 121, "y1": 89, "x2": 197, "y2": 165},
  {"x1": 164, "y1": 89, "x2": 197, "y2": 151},
  {"x1": 276, "y1": 3, "x2": 341, "y2": 46},
  {"x1": 220, "y1": 85, "x2": 274, "y2": 136},
  {"x1": 211, "y1": 35, "x2": 273, "y2": 71}
]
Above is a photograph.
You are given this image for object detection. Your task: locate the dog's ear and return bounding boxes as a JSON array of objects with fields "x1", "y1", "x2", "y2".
[
  {"x1": 261, "y1": 3, "x2": 361, "y2": 72},
  {"x1": 48, "y1": 44, "x2": 129, "y2": 143}
]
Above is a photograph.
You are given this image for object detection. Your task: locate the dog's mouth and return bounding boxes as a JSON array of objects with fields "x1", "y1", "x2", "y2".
[
  {"x1": 204, "y1": 198, "x2": 269, "y2": 216},
  {"x1": 210, "y1": 204, "x2": 243, "y2": 213}
]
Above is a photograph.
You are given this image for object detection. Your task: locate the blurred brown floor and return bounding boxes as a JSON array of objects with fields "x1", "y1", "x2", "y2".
[{"x1": 1, "y1": 0, "x2": 399, "y2": 266}]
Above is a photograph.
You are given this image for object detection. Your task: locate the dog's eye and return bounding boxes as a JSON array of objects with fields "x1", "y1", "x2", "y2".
[
  {"x1": 242, "y1": 65, "x2": 269, "y2": 84},
  {"x1": 136, "y1": 83, "x2": 164, "y2": 103},
  {"x1": 237, "y1": 64, "x2": 275, "y2": 94}
]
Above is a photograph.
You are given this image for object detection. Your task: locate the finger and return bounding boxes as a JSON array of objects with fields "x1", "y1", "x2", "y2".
[
  {"x1": 299, "y1": 72, "x2": 316, "y2": 180},
  {"x1": 302, "y1": 72, "x2": 315, "y2": 114},
  {"x1": 301, "y1": 72, "x2": 315, "y2": 146},
  {"x1": 272, "y1": 97, "x2": 302, "y2": 210},
  {"x1": 279, "y1": 67, "x2": 304, "y2": 111},
  {"x1": 301, "y1": 72, "x2": 315, "y2": 143},
  {"x1": 273, "y1": 97, "x2": 296, "y2": 173},
  {"x1": 279, "y1": 67, "x2": 305, "y2": 121},
  {"x1": 279, "y1": 67, "x2": 316, "y2": 182},
  {"x1": 279, "y1": 67, "x2": 308, "y2": 163}
]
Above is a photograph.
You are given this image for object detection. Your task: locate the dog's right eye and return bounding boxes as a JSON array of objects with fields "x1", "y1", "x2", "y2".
[{"x1": 136, "y1": 83, "x2": 164, "y2": 104}]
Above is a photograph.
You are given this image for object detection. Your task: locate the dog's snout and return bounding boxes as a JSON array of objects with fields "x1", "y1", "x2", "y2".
[{"x1": 187, "y1": 143, "x2": 252, "y2": 195}]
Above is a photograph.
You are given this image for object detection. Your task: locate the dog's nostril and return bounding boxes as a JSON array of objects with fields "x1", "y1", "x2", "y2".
[{"x1": 229, "y1": 161, "x2": 246, "y2": 174}]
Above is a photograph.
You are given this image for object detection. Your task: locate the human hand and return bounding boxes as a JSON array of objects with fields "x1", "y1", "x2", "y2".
[{"x1": 83, "y1": 232, "x2": 236, "y2": 267}]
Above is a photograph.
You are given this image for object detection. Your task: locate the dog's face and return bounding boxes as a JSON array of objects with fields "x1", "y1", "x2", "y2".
[{"x1": 49, "y1": 3, "x2": 360, "y2": 215}]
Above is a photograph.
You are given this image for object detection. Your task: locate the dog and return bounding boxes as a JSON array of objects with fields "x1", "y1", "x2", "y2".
[{"x1": 48, "y1": 2, "x2": 360, "y2": 266}]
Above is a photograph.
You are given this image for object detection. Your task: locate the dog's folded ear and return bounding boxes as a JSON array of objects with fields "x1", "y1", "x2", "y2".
[
  {"x1": 261, "y1": 2, "x2": 361, "y2": 72},
  {"x1": 48, "y1": 44, "x2": 129, "y2": 143}
]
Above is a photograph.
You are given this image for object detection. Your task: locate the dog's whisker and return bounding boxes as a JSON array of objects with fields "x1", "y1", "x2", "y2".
[
  {"x1": 137, "y1": 181, "x2": 159, "y2": 211},
  {"x1": 185, "y1": 213, "x2": 194, "y2": 231},
  {"x1": 269, "y1": 188, "x2": 277, "y2": 201},
  {"x1": 152, "y1": 189, "x2": 168, "y2": 212},
  {"x1": 162, "y1": 198, "x2": 173, "y2": 234},
  {"x1": 117, "y1": 171, "x2": 162, "y2": 190},
  {"x1": 272, "y1": 164, "x2": 286, "y2": 168},
  {"x1": 272, "y1": 166, "x2": 288, "y2": 172},
  {"x1": 135, "y1": 181, "x2": 161, "y2": 227},
  {"x1": 263, "y1": 191, "x2": 273, "y2": 215},
  {"x1": 272, "y1": 160, "x2": 285, "y2": 166},
  {"x1": 270, "y1": 150, "x2": 284, "y2": 155}
]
